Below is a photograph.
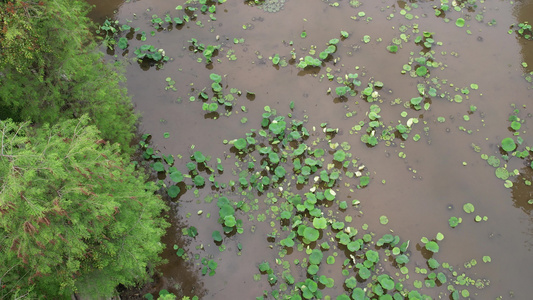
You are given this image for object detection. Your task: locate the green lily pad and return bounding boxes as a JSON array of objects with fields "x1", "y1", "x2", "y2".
[
  {"x1": 234, "y1": 138, "x2": 247, "y2": 150},
  {"x1": 425, "y1": 241, "x2": 439, "y2": 253},
  {"x1": 272, "y1": 54, "x2": 280, "y2": 65},
  {"x1": 504, "y1": 180, "x2": 513, "y2": 188},
  {"x1": 187, "y1": 226, "x2": 198, "y2": 237},
  {"x1": 193, "y1": 175, "x2": 205, "y2": 187},
  {"x1": 170, "y1": 171, "x2": 184, "y2": 183},
  {"x1": 411, "y1": 97, "x2": 423, "y2": 106},
  {"x1": 487, "y1": 156, "x2": 500, "y2": 167},
  {"x1": 396, "y1": 254, "x2": 409, "y2": 264},
  {"x1": 303, "y1": 227, "x2": 320, "y2": 242},
  {"x1": 324, "y1": 189, "x2": 336, "y2": 201},
  {"x1": 224, "y1": 215, "x2": 236, "y2": 227},
  {"x1": 313, "y1": 217, "x2": 328, "y2": 229},
  {"x1": 209, "y1": 73, "x2": 222, "y2": 82},
  {"x1": 333, "y1": 150, "x2": 346, "y2": 162},
  {"x1": 448, "y1": 217, "x2": 461, "y2": 228},
  {"x1": 463, "y1": 203, "x2": 475, "y2": 213},
  {"x1": 345, "y1": 276, "x2": 357, "y2": 289},
  {"x1": 365, "y1": 250, "x2": 379, "y2": 262},
  {"x1": 416, "y1": 66, "x2": 428, "y2": 76},
  {"x1": 153, "y1": 162, "x2": 165, "y2": 172},
  {"x1": 511, "y1": 121, "x2": 521, "y2": 130},
  {"x1": 437, "y1": 272, "x2": 447, "y2": 284},
  {"x1": 307, "y1": 264, "x2": 319, "y2": 275},
  {"x1": 347, "y1": 240, "x2": 361, "y2": 252},
  {"x1": 212, "y1": 230, "x2": 223, "y2": 242},
  {"x1": 258, "y1": 261, "x2": 270, "y2": 272},
  {"x1": 274, "y1": 166, "x2": 286, "y2": 178},
  {"x1": 360, "y1": 176, "x2": 370, "y2": 187},
  {"x1": 336, "y1": 86, "x2": 350, "y2": 97},
  {"x1": 495, "y1": 167, "x2": 510, "y2": 180},
  {"x1": 167, "y1": 185, "x2": 180, "y2": 198},
  {"x1": 358, "y1": 267, "x2": 371, "y2": 279},
  {"x1": 428, "y1": 258, "x2": 440, "y2": 269},
  {"x1": 378, "y1": 274, "x2": 395, "y2": 290},
  {"x1": 501, "y1": 137, "x2": 516, "y2": 152},
  {"x1": 193, "y1": 151, "x2": 206, "y2": 163},
  {"x1": 309, "y1": 249, "x2": 323, "y2": 265}
]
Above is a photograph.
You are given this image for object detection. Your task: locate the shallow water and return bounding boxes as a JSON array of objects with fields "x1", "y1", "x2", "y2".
[{"x1": 87, "y1": 0, "x2": 533, "y2": 299}]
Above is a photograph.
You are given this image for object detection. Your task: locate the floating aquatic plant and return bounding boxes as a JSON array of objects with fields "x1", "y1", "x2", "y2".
[
  {"x1": 134, "y1": 44, "x2": 169, "y2": 62},
  {"x1": 501, "y1": 137, "x2": 516, "y2": 152}
]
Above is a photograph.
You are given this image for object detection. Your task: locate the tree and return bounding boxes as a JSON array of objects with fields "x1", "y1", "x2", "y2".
[
  {"x1": 0, "y1": 115, "x2": 169, "y2": 298},
  {"x1": 0, "y1": 0, "x2": 137, "y2": 153}
]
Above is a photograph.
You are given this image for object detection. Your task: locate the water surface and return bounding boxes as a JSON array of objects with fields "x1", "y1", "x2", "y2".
[{"x1": 87, "y1": 0, "x2": 533, "y2": 298}]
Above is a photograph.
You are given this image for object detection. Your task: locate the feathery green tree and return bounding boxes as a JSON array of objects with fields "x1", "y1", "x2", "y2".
[
  {"x1": 0, "y1": 0, "x2": 137, "y2": 153},
  {"x1": 0, "y1": 115, "x2": 169, "y2": 298}
]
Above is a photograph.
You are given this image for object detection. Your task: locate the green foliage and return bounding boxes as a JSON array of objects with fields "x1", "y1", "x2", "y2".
[
  {"x1": 134, "y1": 44, "x2": 170, "y2": 62},
  {"x1": 515, "y1": 21, "x2": 532, "y2": 39},
  {"x1": 425, "y1": 241, "x2": 440, "y2": 253},
  {"x1": 449, "y1": 216, "x2": 460, "y2": 228},
  {"x1": 312, "y1": 217, "x2": 328, "y2": 229},
  {"x1": 272, "y1": 54, "x2": 280, "y2": 65},
  {"x1": 333, "y1": 150, "x2": 346, "y2": 162},
  {"x1": 234, "y1": 138, "x2": 247, "y2": 150},
  {"x1": 0, "y1": 1, "x2": 54, "y2": 73},
  {"x1": 0, "y1": 0, "x2": 137, "y2": 153},
  {"x1": 309, "y1": 249, "x2": 323, "y2": 265},
  {"x1": 463, "y1": 203, "x2": 475, "y2": 213},
  {"x1": 167, "y1": 185, "x2": 181, "y2": 198},
  {"x1": 258, "y1": 261, "x2": 271, "y2": 272},
  {"x1": 501, "y1": 137, "x2": 516, "y2": 152},
  {"x1": 335, "y1": 86, "x2": 350, "y2": 97},
  {"x1": 117, "y1": 34, "x2": 129, "y2": 50},
  {"x1": 359, "y1": 176, "x2": 370, "y2": 187},
  {"x1": 0, "y1": 116, "x2": 168, "y2": 298},
  {"x1": 416, "y1": 66, "x2": 428, "y2": 77},
  {"x1": 188, "y1": 38, "x2": 220, "y2": 64},
  {"x1": 387, "y1": 45, "x2": 398, "y2": 53},
  {"x1": 303, "y1": 227, "x2": 320, "y2": 242}
]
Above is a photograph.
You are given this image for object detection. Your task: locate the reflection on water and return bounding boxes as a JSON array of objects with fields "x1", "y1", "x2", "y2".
[
  {"x1": 511, "y1": 162, "x2": 533, "y2": 249},
  {"x1": 512, "y1": 0, "x2": 533, "y2": 251},
  {"x1": 516, "y1": 0, "x2": 533, "y2": 72},
  {"x1": 511, "y1": 163, "x2": 533, "y2": 215},
  {"x1": 85, "y1": 0, "x2": 124, "y2": 24},
  {"x1": 155, "y1": 205, "x2": 207, "y2": 298}
]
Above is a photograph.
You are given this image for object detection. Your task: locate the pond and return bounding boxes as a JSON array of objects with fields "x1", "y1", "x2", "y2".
[{"x1": 87, "y1": 0, "x2": 533, "y2": 299}]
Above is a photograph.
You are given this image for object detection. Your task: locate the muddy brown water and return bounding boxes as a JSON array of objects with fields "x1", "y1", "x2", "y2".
[{"x1": 86, "y1": 0, "x2": 533, "y2": 299}]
